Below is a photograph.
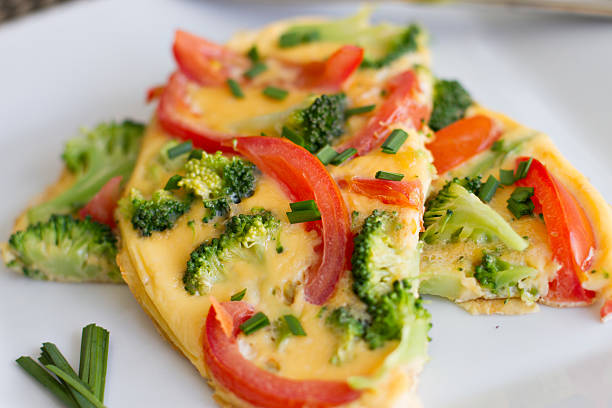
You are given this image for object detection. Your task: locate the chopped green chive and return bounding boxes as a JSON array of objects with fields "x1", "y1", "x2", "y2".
[
  {"x1": 315, "y1": 145, "x2": 338, "y2": 165},
  {"x1": 164, "y1": 175, "x2": 183, "y2": 191},
  {"x1": 381, "y1": 129, "x2": 408, "y2": 154},
  {"x1": 278, "y1": 30, "x2": 320, "y2": 48},
  {"x1": 478, "y1": 175, "x2": 500, "y2": 202},
  {"x1": 167, "y1": 141, "x2": 193, "y2": 159},
  {"x1": 244, "y1": 61, "x2": 267, "y2": 79},
  {"x1": 226, "y1": 78, "x2": 244, "y2": 98},
  {"x1": 231, "y1": 288, "x2": 247, "y2": 301},
  {"x1": 240, "y1": 312, "x2": 270, "y2": 335},
  {"x1": 289, "y1": 200, "x2": 318, "y2": 212},
  {"x1": 286, "y1": 209, "x2": 321, "y2": 224},
  {"x1": 375, "y1": 171, "x2": 404, "y2": 181},
  {"x1": 263, "y1": 86, "x2": 288, "y2": 100},
  {"x1": 247, "y1": 46, "x2": 260, "y2": 62},
  {"x1": 345, "y1": 104, "x2": 376, "y2": 118},
  {"x1": 283, "y1": 315, "x2": 306, "y2": 336},
  {"x1": 282, "y1": 126, "x2": 304, "y2": 147},
  {"x1": 330, "y1": 148, "x2": 357, "y2": 165},
  {"x1": 515, "y1": 157, "x2": 533, "y2": 181},
  {"x1": 507, "y1": 186, "x2": 535, "y2": 219},
  {"x1": 499, "y1": 169, "x2": 515, "y2": 185},
  {"x1": 188, "y1": 148, "x2": 203, "y2": 160},
  {"x1": 16, "y1": 357, "x2": 79, "y2": 408}
]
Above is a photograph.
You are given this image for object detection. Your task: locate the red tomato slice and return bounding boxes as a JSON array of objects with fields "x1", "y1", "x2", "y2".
[
  {"x1": 515, "y1": 157, "x2": 596, "y2": 306},
  {"x1": 146, "y1": 85, "x2": 165, "y2": 103},
  {"x1": 203, "y1": 301, "x2": 362, "y2": 408},
  {"x1": 230, "y1": 136, "x2": 352, "y2": 305},
  {"x1": 426, "y1": 115, "x2": 501, "y2": 175},
  {"x1": 295, "y1": 45, "x2": 364, "y2": 91},
  {"x1": 173, "y1": 30, "x2": 250, "y2": 86},
  {"x1": 78, "y1": 176, "x2": 122, "y2": 229},
  {"x1": 345, "y1": 177, "x2": 423, "y2": 209},
  {"x1": 338, "y1": 70, "x2": 430, "y2": 156},
  {"x1": 157, "y1": 71, "x2": 238, "y2": 153},
  {"x1": 601, "y1": 299, "x2": 612, "y2": 322}
]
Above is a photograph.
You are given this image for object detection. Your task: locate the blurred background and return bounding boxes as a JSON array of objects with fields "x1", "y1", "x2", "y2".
[{"x1": 1, "y1": 0, "x2": 612, "y2": 23}]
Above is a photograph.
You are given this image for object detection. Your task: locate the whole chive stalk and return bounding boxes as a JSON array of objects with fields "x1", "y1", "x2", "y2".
[
  {"x1": 79, "y1": 324, "x2": 109, "y2": 402},
  {"x1": 16, "y1": 357, "x2": 79, "y2": 408},
  {"x1": 46, "y1": 365, "x2": 106, "y2": 408}
]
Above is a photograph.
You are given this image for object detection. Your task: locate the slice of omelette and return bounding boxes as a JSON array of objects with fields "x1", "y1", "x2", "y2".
[
  {"x1": 117, "y1": 10, "x2": 436, "y2": 408},
  {"x1": 420, "y1": 102, "x2": 612, "y2": 316}
]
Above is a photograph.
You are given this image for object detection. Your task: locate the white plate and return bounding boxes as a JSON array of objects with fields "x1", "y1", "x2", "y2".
[{"x1": 1, "y1": 1, "x2": 611, "y2": 407}]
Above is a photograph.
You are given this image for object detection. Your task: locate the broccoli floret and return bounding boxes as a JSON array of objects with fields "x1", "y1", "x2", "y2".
[
  {"x1": 4, "y1": 214, "x2": 120, "y2": 282},
  {"x1": 183, "y1": 210, "x2": 280, "y2": 295},
  {"x1": 428, "y1": 79, "x2": 473, "y2": 131},
  {"x1": 278, "y1": 8, "x2": 423, "y2": 69},
  {"x1": 422, "y1": 179, "x2": 528, "y2": 251},
  {"x1": 351, "y1": 210, "x2": 409, "y2": 304},
  {"x1": 326, "y1": 307, "x2": 366, "y2": 365},
  {"x1": 28, "y1": 121, "x2": 144, "y2": 223},
  {"x1": 474, "y1": 251, "x2": 537, "y2": 296},
  {"x1": 179, "y1": 152, "x2": 256, "y2": 220},
  {"x1": 129, "y1": 190, "x2": 192, "y2": 237},
  {"x1": 364, "y1": 280, "x2": 430, "y2": 349}
]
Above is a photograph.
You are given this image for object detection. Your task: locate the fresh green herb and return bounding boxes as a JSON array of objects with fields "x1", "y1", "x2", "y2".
[
  {"x1": 45, "y1": 365, "x2": 105, "y2": 408},
  {"x1": 289, "y1": 200, "x2": 318, "y2": 212},
  {"x1": 381, "y1": 129, "x2": 408, "y2": 154},
  {"x1": 316, "y1": 145, "x2": 338, "y2": 165},
  {"x1": 514, "y1": 157, "x2": 533, "y2": 181},
  {"x1": 330, "y1": 148, "x2": 357, "y2": 165},
  {"x1": 604, "y1": 271, "x2": 610, "y2": 279},
  {"x1": 345, "y1": 104, "x2": 376, "y2": 118},
  {"x1": 283, "y1": 315, "x2": 306, "y2": 336},
  {"x1": 286, "y1": 209, "x2": 321, "y2": 224},
  {"x1": 278, "y1": 30, "x2": 320, "y2": 48},
  {"x1": 247, "y1": 46, "x2": 260, "y2": 62},
  {"x1": 227, "y1": 79, "x2": 244, "y2": 99},
  {"x1": 244, "y1": 61, "x2": 267, "y2": 79},
  {"x1": 263, "y1": 86, "x2": 289, "y2": 100},
  {"x1": 16, "y1": 357, "x2": 79, "y2": 408},
  {"x1": 507, "y1": 187, "x2": 535, "y2": 219},
  {"x1": 167, "y1": 141, "x2": 193, "y2": 159},
  {"x1": 164, "y1": 175, "x2": 183, "y2": 191},
  {"x1": 231, "y1": 288, "x2": 247, "y2": 301},
  {"x1": 240, "y1": 312, "x2": 270, "y2": 335},
  {"x1": 79, "y1": 324, "x2": 109, "y2": 402},
  {"x1": 375, "y1": 171, "x2": 404, "y2": 181},
  {"x1": 478, "y1": 175, "x2": 500, "y2": 202},
  {"x1": 499, "y1": 169, "x2": 515, "y2": 186},
  {"x1": 282, "y1": 126, "x2": 304, "y2": 147}
]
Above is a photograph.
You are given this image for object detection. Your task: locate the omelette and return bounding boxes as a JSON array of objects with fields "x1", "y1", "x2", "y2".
[{"x1": 117, "y1": 10, "x2": 435, "y2": 408}]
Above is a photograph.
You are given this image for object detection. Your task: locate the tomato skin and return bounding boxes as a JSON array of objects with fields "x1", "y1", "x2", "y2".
[
  {"x1": 157, "y1": 72, "x2": 238, "y2": 153},
  {"x1": 601, "y1": 299, "x2": 612, "y2": 322},
  {"x1": 230, "y1": 136, "x2": 352, "y2": 305},
  {"x1": 345, "y1": 177, "x2": 423, "y2": 209},
  {"x1": 203, "y1": 301, "x2": 362, "y2": 408},
  {"x1": 146, "y1": 85, "x2": 165, "y2": 103},
  {"x1": 338, "y1": 70, "x2": 430, "y2": 156},
  {"x1": 173, "y1": 30, "x2": 249, "y2": 86},
  {"x1": 515, "y1": 157, "x2": 596, "y2": 306},
  {"x1": 295, "y1": 45, "x2": 364, "y2": 91},
  {"x1": 427, "y1": 115, "x2": 501, "y2": 175},
  {"x1": 78, "y1": 176, "x2": 122, "y2": 229}
]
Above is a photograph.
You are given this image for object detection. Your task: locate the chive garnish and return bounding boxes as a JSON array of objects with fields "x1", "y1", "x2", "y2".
[
  {"x1": 79, "y1": 324, "x2": 109, "y2": 402},
  {"x1": 244, "y1": 61, "x2": 267, "y2": 79},
  {"x1": 16, "y1": 357, "x2": 79, "y2": 408},
  {"x1": 164, "y1": 175, "x2": 183, "y2": 191},
  {"x1": 45, "y1": 365, "x2": 105, "y2": 408},
  {"x1": 499, "y1": 169, "x2": 515, "y2": 186},
  {"x1": 330, "y1": 148, "x2": 357, "y2": 165},
  {"x1": 478, "y1": 175, "x2": 500, "y2": 202},
  {"x1": 289, "y1": 200, "x2": 318, "y2": 212},
  {"x1": 381, "y1": 129, "x2": 408, "y2": 154},
  {"x1": 278, "y1": 30, "x2": 320, "y2": 48},
  {"x1": 231, "y1": 288, "x2": 247, "y2": 301},
  {"x1": 514, "y1": 157, "x2": 533, "y2": 181},
  {"x1": 507, "y1": 186, "x2": 535, "y2": 219},
  {"x1": 283, "y1": 315, "x2": 306, "y2": 336},
  {"x1": 263, "y1": 86, "x2": 288, "y2": 100},
  {"x1": 282, "y1": 126, "x2": 304, "y2": 147},
  {"x1": 286, "y1": 209, "x2": 322, "y2": 224},
  {"x1": 227, "y1": 78, "x2": 244, "y2": 98},
  {"x1": 240, "y1": 312, "x2": 270, "y2": 335},
  {"x1": 375, "y1": 171, "x2": 404, "y2": 181},
  {"x1": 345, "y1": 104, "x2": 376, "y2": 118},
  {"x1": 167, "y1": 140, "x2": 193, "y2": 159},
  {"x1": 247, "y1": 46, "x2": 259, "y2": 62},
  {"x1": 510, "y1": 186, "x2": 534, "y2": 202},
  {"x1": 315, "y1": 145, "x2": 338, "y2": 165}
]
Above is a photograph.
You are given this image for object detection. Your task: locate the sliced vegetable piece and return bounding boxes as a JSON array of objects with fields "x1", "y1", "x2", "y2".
[
  {"x1": 78, "y1": 176, "x2": 122, "y2": 229},
  {"x1": 230, "y1": 136, "x2": 351, "y2": 305},
  {"x1": 515, "y1": 157, "x2": 596, "y2": 305},
  {"x1": 427, "y1": 115, "x2": 501, "y2": 175},
  {"x1": 346, "y1": 177, "x2": 423, "y2": 210},
  {"x1": 601, "y1": 299, "x2": 612, "y2": 322},
  {"x1": 338, "y1": 70, "x2": 429, "y2": 156},
  {"x1": 295, "y1": 45, "x2": 364, "y2": 91},
  {"x1": 203, "y1": 301, "x2": 361, "y2": 408}
]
